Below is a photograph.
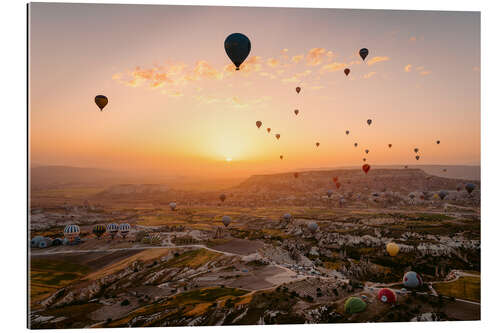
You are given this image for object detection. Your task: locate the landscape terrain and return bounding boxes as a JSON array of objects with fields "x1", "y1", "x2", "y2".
[{"x1": 29, "y1": 165, "x2": 480, "y2": 328}]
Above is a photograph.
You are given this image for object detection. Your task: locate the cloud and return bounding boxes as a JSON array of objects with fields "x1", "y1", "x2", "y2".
[
  {"x1": 291, "y1": 54, "x2": 304, "y2": 63},
  {"x1": 419, "y1": 71, "x2": 431, "y2": 76},
  {"x1": 409, "y1": 36, "x2": 417, "y2": 42},
  {"x1": 363, "y1": 72, "x2": 376, "y2": 79},
  {"x1": 367, "y1": 56, "x2": 390, "y2": 66},
  {"x1": 473, "y1": 66, "x2": 480, "y2": 72},
  {"x1": 306, "y1": 48, "x2": 326, "y2": 66},
  {"x1": 267, "y1": 58, "x2": 279, "y2": 67},
  {"x1": 404, "y1": 64, "x2": 412, "y2": 72},
  {"x1": 321, "y1": 62, "x2": 347, "y2": 73}
]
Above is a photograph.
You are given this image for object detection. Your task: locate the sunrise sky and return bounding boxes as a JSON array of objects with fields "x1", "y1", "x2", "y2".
[{"x1": 29, "y1": 3, "x2": 480, "y2": 179}]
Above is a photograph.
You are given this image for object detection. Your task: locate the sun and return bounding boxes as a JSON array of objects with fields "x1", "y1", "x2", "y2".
[{"x1": 225, "y1": 157, "x2": 233, "y2": 162}]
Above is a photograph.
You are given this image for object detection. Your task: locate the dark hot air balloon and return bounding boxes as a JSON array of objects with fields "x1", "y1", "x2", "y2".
[
  {"x1": 95, "y1": 95, "x2": 108, "y2": 111},
  {"x1": 415, "y1": 155, "x2": 420, "y2": 161},
  {"x1": 256, "y1": 121, "x2": 262, "y2": 129},
  {"x1": 359, "y1": 48, "x2": 369, "y2": 61},
  {"x1": 280, "y1": 155, "x2": 283, "y2": 160},
  {"x1": 294, "y1": 109, "x2": 299, "y2": 116},
  {"x1": 267, "y1": 128, "x2": 271, "y2": 133},
  {"x1": 296, "y1": 87, "x2": 301, "y2": 94},
  {"x1": 294, "y1": 172, "x2": 299, "y2": 178},
  {"x1": 367, "y1": 119, "x2": 372, "y2": 126},
  {"x1": 344, "y1": 68, "x2": 350, "y2": 76},
  {"x1": 219, "y1": 194, "x2": 226, "y2": 202},
  {"x1": 346, "y1": 130, "x2": 350, "y2": 135},
  {"x1": 224, "y1": 33, "x2": 251, "y2": 71},
  {"x1": 388, "y1": 144, "x2": 392, "y2": 148},
  {"x1": 275, "y1": 134, "x2": 280, "y2": 140},
  {"x1": 316, "y1": 142, "x2": 320, "y2": 147},
  {"x1": 465, "y1": 183, "x2": 476, "y2": 195}
]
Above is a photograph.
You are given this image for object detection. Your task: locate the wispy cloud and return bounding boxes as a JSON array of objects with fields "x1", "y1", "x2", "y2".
[
  {"x1": 404, "y1": 64, "x2": 412, "y2": 72},
  {"x1": 321, "y1": 62, "x2": 347, "y2": 73},
  {"x1": 306, "y1": 48, "x2": 327, "y2": 66},
  {"x1": 419, "y1": 70, "x2": 431, "y2": 76},
  {"x1": 364, "y1": 72, "x2": 376, "y2": 79},
  {"x1": 367, "y1": 56, "x2": 390, "y2": 66}
]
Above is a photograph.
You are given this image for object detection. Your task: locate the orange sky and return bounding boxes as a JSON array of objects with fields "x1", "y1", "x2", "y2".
[{"x1": 29, "y1": 4, "x2": 480, "y2": 179}]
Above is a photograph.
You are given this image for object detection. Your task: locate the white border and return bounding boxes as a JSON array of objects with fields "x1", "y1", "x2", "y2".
[{"x1": 1, "y1": 0, "x2": 499, "y2": 332}]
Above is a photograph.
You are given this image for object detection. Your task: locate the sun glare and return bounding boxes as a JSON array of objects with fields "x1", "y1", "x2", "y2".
[{"x1": 225, "y1": 157, "x2": 232, "y2": 162}]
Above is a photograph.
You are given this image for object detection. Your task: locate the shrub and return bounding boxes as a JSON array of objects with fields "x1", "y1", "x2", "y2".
[{"x1": 120, "y1": 299, "x2": 130, "y2": 306}]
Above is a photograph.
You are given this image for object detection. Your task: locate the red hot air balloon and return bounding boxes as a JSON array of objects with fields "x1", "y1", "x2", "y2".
[
  {"x1": 335, "y1": 182, "x2": 341, "y2": 189},
  {"x1": 267, "y1": 128, "x2": 271, "y2": 133},
  {"x1": 378, "y1": 288, "x2": 396, "y2": 304},
  {"x1": 344, "y1": 68, "x2": 350, "y2": 76},
  {"x1": 333, "y1": 177, "x2": 338, "y2": 183},
  {"x1": 296, "y1": 87, "x2": 301, "y2": 94},
  {"x1": 294, "y1": 109, "x2": 299, "y2": 116},
  {"x1": 316, "y1": 142, "x2": 320, "y2": 147},
  {"x1": 256, "y1": 121, "x2": 262, "y2": 129},
  {"x1": 275, "y1": 134, "x2": 280, "y2": 140},
  {"x1": 362, "y1": 164, "x2": 371, "y2": 174}
]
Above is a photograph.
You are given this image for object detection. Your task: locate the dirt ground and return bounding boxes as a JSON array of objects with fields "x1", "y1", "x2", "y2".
[{"x1": 208, "y1": 238, "x2": 265, "y2": 255}]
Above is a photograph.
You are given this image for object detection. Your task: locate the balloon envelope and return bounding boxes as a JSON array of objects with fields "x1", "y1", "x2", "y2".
[
  {"x1": 362, "y1": 164, "x2": 371, "y2": 174},
  {"x1": 386, "y1": 242, "x2": 399, "y2": 256},
  {"x1": 294, "y1": 109, "x2": 299, "y2": 115},
  {"x1": 403, "y1": 271, "x2": 423, "y2": 288},
  {"x1": 275, "y1": 134, "x2": 280, "y2": 140},
  {"x1": 465, "y1": 183, "x2": 476, "y2": 194},
  {"x1": 296, "y1": 87, "x2": 301, "y2": 94},
  {"x1": 344, "y1": 68, "x2": 350, "y2": 76},
  {"x1": 222, "y1": 215, "x2": 232, "y2": 227},
  {"x1": 224, "y1": 33, "x2": 251, "y2": 70},
  {"x1": 378, "y1": 288, "x2": 397, "y2": 304},
  {"x1": 256, "y1": 121, "x2": 262, "y2": 128},
  {"x1": 95, "y1": 95, "x2": 108, "y2": 111},
  {"x1": 359, "y1": 48, "x2": 369, "y2": 61}
]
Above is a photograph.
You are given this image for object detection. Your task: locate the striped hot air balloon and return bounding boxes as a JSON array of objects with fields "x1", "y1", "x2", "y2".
[
  {"x1": 107, "y1": 223, "x2": 119, "y2": 239},
  {"x1": 119, "y1": 223, "x2": 131, "y2": 239},
  {"x1": 63, "y1": 224, "x2": 80, "y2": 243}
]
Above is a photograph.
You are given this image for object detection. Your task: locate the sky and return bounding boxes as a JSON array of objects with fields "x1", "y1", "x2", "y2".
[{"x1": 29, "y1": 3, "x2": 480, "y2": 179}]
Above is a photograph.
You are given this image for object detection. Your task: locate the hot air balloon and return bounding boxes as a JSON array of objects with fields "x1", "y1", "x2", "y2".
[
  {"x1": 443, "y1": 168, "x2": 447, "y2": 172},
  {"x1": 219, "y1": 194, "x2": 226, "y2": 202},
  {"x1": 222, "y1": 215, "x2": 231, "y2": 227},
  {"x1": 404, "y1": 165, "x2": 408, "y2": 169},
  {"x1": 403, "y1": 271, "x2": 423, "y2": 288},
  {"x1": 414, "y1": 148, "x2": 419, "y2": 153},
  {"x1": 362, "y1": 164, "x2": 371, "y2": 174},
  {"x1": 344, "y1": 297, "x2": 367, "y2": 314},
  {"x1": 367, "y1": 119, "x2": 372, "y2": 126},
  {"x1": 294, "y1": 172, "x2": 299, "y2": 178},
  {"x1": 335, "y1": 182, "x2": 341, "y2": 189},
  {"x1": 359, "y1": 48, "x2": 369, "y2": 61},
  {"x1": 280, "y1": 155, "x2": 283, "y2": 160},
  {"x1": 344, "y1": 68, "x2": 350, "y2": 76},
  {"x1": 275, "y1": 134, "x2": 280, "y2": 140},
  {"x1": 363, "y1": 158, "x2": 366, "y2": 162},
  {"x1": 283, "y1": 213, "x2": 292, "y2": 222},
  {"x1": 267, "y1": 128, "x2": 271, "y2": 133},
  {"x1": 354, "y1": 143, "x2": 358, "y2": 147},
  {"x1": 169, "y1": 202, "x2": 177, "y2": 211},
  {"x1": 438, "y1": 190, "x2": 448, "y2": 200},
  {"x1": 378, "y1": 288, "x2": 397, "y2": 304},
  {"x1": 307, "y1": 221, "x2": 318, "y2": 233},
  {"x1": 30, "y1": 235, "x2": 44, "y2": 248},
  {"x1": 107, "y1": 223, "x2": 119, "y2": 239},
  {"x1": 436, "y1": 140, "x2": 441, "y2": 144},
  {"x1": 386, "y1": 242, "x2": 399, "y2": 256},
  {"x1": 92, "y1": 224, "x2": 106, "y2": 239},
  {"x1": 316, "y1": 142, "x2": 320, "y2": 147},
  {"x1": 333, "y1": 177, "x2": 338, "y2": 183},
  {"x1": 415, "y1": 155, "x2": 420, "y2": 161},
  {"x1": 119, "y1": 223, "x2": 131, "y2": 238},
  {"x1": 256, "y1": 121, "x2": 262, "y2": 129},
  {"x1": 296, "y1": 86, "x2": 301, "y2": 94},
  {"x1": 294, "y1": 109, "x2": 299, "y2": 116},
  {"x1": 327, "y1": 190, "x2": 333, "y2": 198},
  {"x1": 63, "y1": 224, "x2": 80, "y2": 243},
  {"x1": 456, "y1": 184, "x2": 462, "y2": 192},
  {"x1": 224, "y1": 33, "x2": 251, "y2": 71},
  {"x1": 95, "y1": 95, "x2": 108, "y2": 111},
  {"x1": 388, "y1": 144, "x2": 392, "y2": 148},
  {"x1": 465, "y1": 183, "x2": 476, "y2": 195},
  {"x1": 365, "y1": 149, "x2": 369, "y2": 154},
  {"x1": 346, "y1": 130, "x2": 350, "y2": 135}
]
